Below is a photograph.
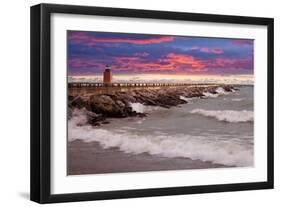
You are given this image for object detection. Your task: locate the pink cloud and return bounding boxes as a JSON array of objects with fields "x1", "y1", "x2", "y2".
[
  {"x1": 200, "y1": 47, "x2": 224, "y2": 54},
  {"x1": 205, "y1": 58, "x2": 253, "y2": 70},
  {"x1": 68, "y1": 58, "x2": 104, "y2": 69},
  {"x1": 68, "y1": 32, "x2": 174, "y2": 46},
  {"x1": 69, "y1": 53, "x2": 252, "y2": 75},
  {"x1": 165, "y1": 53, "x2": 207, "y2": 71},
  {"x1": 200, "y1": 48, "x2": 210, "y2": 53},
  {"x1": 212, "y1": 48, "x2": 224, "y2": 54},
  {"x1": 231, "y1": 40, "x2": 253, "y2": 46},
  {"x1": 112, "y1": 53, "x2": 208, "y2": 72},
  {"x1": 114, "y1": 56, "x2": 174, "y2": 71}
]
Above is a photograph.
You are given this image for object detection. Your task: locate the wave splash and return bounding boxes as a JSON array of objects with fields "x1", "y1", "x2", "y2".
[
  {"x1": 203, "y1": 92, "x2": 219, "y2": 98},
  {"x1": 129, "y1": 87, "x2": 234, "y2": 113},
  {"x1": 190, "y1": 109, "x2": 253, "y2": 123},
  {"x1": 202, "y1": 87, "x2": 231, "y2": 98},
  {"x1": 216, "y1": 87, "x2": 230, "y2": 95},
  {"x1": 129, "y1": 102, "x2": 163, "y2": 113},
  {"x1": 68, "y1": 114, "x2": 253, "y2": 167},
  {"x1": 130, "y1": 102, "x2": 145, "y2": 113},
  {"x1": 232, "y1": 98, "x2": 244, "y2": 101}
]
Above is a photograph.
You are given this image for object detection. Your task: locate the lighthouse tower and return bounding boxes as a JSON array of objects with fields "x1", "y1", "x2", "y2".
[{"x1": 103, "y1": 65, "x2": 112, "y2": 86}]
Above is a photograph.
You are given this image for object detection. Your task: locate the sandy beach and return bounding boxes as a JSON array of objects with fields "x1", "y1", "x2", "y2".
[{"x1": 67, "y1": 140, "x2": 225, "y2": 175}]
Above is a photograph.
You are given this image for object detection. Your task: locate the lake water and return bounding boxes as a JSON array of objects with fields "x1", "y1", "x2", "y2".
[{"x1": 68, "y1": 86, "x2": 254, "y2": 167}]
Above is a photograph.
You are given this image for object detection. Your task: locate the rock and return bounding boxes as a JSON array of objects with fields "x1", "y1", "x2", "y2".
[
  {"x1": 70, "y1": 107, "x2": 105, "y2": 126},
  {"x1": 204, "y1": 87, "x2": 218, "y2": 94},
  {"x1": 86, "y1": 111, "x2": 105, "y2": 125},
  {"x1": 143, "y1": 99, "x2": 158, "y2": 106},
  {"x1": 137, "y1": 113, "x2": 147, "y2": 118},
  {"x1": 88, "y1": 95, "x2": 115, "y2": 113},
  {"x1": 128, "y1": 111, "x2": 137, "y2": 116},
  {"x1": 68, "y1": 84, "x2": 236, "y2": 126},
  {"x1": 69, "y1": 96, "x2": 87, "y2": 109},
  {"x1": 67, "y1": 107, "x2": 73, "y2": 120},
  {"x1": 115, "y1": 92, "x2": 137, "y2": 103},
  {"x1": 88, "y1": 95, "x2": 129, "y2": 118},
  {"x1": 223, "y1": 85, "x2": 233, "y2": 92},
  {"x1": 93, "y1": 122, "x2": 101, "y2": 127},
  {"x1": 116, "y1": 100, "x2": 126, "y2": 108},
  {"x1": 68, "y1": 95, "x2": 75, "y2": 102}
]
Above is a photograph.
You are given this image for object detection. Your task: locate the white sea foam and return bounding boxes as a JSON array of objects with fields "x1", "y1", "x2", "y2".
[
  {"x1": 216, "y1": 87, "x2": 229, "y2": 95},
  {"x1": 130, "y1": 102, "x2": 146, "y2": 113},
  {"x1": 203, "y1": 92, "x2": 219, "y2": 98},
  {"x1": 136, "y1": 118, "x2": 146, "y2": 124},
  {"x1": 70, "y1": 108, "x2": 89, "y2": 125},
  {"x1": 180, "y1": 96, "x2": 198, "y2": 104},
  {"x1": 130, "y1": 102, "x2": 164, "y2": 113},
  {"x1": 232, "y1": 98, "x2": 244, "y2": 101},
  {"x1": 180, "y1": 96, "x2": 190, "y2": 102},
  {"x1": 68, "y1": 114, "x2": 253, "y2": 167},
  {"x1": 203, "y1": 87, "x2": 231, "y2": 98},
  {"x1": 145, "y1": 105, "x2": 163, "y2": 112},
  {"x1": 190, "y1": 109, "x2": 253, "y2": 123}
]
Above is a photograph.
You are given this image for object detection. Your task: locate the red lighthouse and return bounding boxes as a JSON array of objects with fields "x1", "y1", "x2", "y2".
[{"x1": 103, "y1": 65, "x2": 112, "y2": 86}]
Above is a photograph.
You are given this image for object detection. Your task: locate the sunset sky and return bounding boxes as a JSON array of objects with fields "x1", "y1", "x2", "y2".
[{"x1": 67, "y1": 31, "x2": 254, "y2": 84}]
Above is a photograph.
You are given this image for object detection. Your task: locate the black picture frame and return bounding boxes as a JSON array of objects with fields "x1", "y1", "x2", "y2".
[{"x1": 30, "y1": 3, "x2": 274, "y2": 204}]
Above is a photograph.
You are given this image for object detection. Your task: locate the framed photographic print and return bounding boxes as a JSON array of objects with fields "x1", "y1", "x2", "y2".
[{"x1": 30, "y1": 3, "x2": 274, "y2": 203}]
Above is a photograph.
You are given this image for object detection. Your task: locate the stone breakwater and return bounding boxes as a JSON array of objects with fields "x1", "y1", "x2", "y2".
[{"x1": 68, "y1": 85, "x2": 237, "y2": 126}]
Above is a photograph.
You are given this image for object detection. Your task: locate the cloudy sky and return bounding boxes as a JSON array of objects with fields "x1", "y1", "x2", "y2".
[{"x1": 67, "y1": 31, "x2": 254, "y2": 84}]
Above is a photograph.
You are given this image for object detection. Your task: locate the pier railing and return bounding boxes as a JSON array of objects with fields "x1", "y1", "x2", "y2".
[
  {"x1": 68, "y1": 82, "x2": 211, "y2": 88},
  {"x1": 67, "y1": 82, "x2": 221, "y2": 96}
]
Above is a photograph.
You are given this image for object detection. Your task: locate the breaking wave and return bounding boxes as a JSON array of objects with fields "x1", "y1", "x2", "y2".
[
  {"x1": 203, "y1": 92, "x2": 219, "y2": 98},
  {"x1": 232, "y1": 98, "x2": 244, "y2": 101},
  {"x1": 190, "y1": 109, "x2": 254, "y2": 123},
  {"x1": 130, "y1": 102, "x2": 145, "y2": 113},
  {"x1": 179, "y1": 96, "x2": 189, "y2": 102},
  {"x1": 216, "y1": 87, "x2": 230, "y2": 95},
  {"x1": 130, "y1": 102, "x2": 164, "y2": 113},
  {"x1": 68, "y1": 114, "x2": 253, "y2": 167},
  {"x1": 202, "y1": 87, "x2": 231, "y2": 98},
  {"x1": 180, "y1": 96, "x2": 197, "y2": 102}
]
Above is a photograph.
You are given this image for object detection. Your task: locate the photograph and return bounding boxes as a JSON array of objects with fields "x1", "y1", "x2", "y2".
[
  {"x1": 67, "y1": 30, "x2": 254, "y2": 175},
  {"x1": 30, "y1": 3, "x2": 274, "y2": 203}
]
